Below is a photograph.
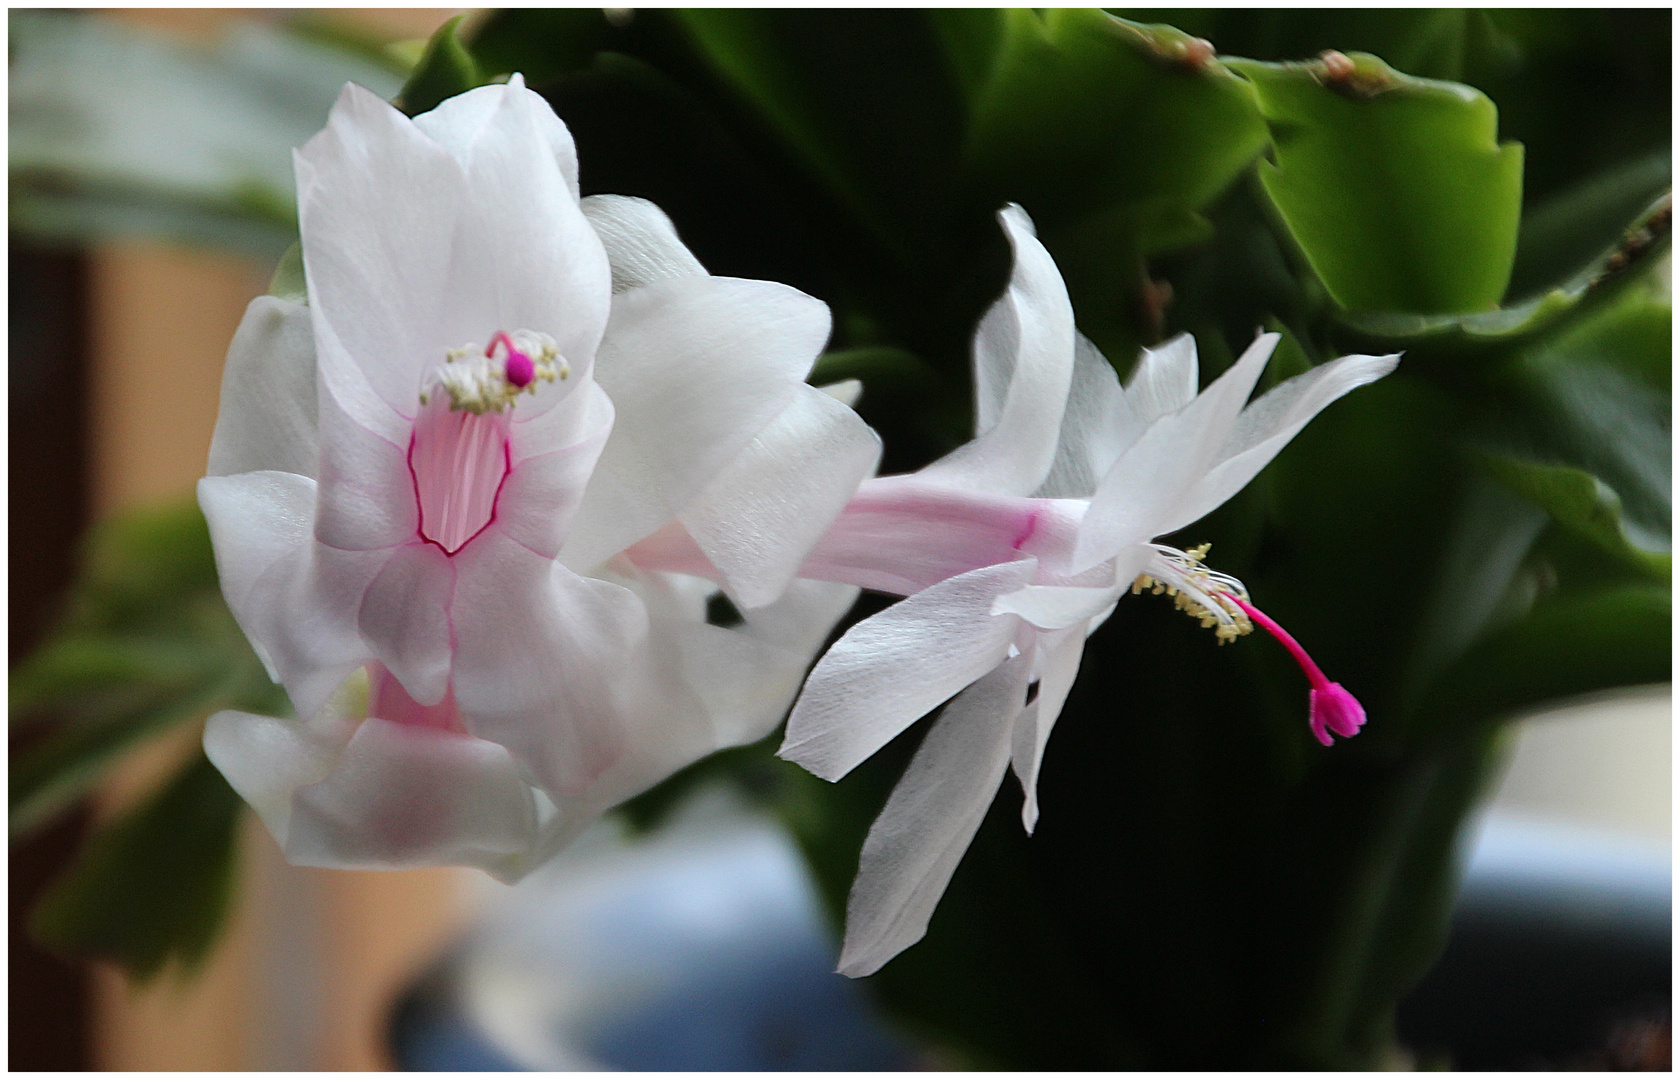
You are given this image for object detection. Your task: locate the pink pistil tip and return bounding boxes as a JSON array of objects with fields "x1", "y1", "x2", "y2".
[
  {"x1": 1308, "y1": 682, "x2": 1366, "y2": 747},
  {"x1": 1229, "y1": 595, "x2": 1366, "y2": 747},
  {"x1": 489, "y1": 331, "x2": 535, "y2": 388},
  {"x1": 504, "y1": 349, "x2": 535, "y2": 388}
]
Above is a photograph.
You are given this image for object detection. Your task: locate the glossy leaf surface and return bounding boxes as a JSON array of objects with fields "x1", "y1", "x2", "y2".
[{"x1": 1240, "y1": 54, "x2": 1524, "y2": 314}]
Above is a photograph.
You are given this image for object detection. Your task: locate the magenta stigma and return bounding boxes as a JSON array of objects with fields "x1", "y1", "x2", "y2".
[
  {"x1": 490, "y1": 330, "x2": 536, "y2": 388},
  {"x1": 1229, "y1": 595, "x2": 1366, "y2": 747}
]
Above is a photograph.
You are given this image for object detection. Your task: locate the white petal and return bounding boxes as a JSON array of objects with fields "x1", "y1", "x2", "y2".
[
  {"x1": 297, "y1": 83, "x2": 467, "y2": 416},
  {"x1": 918, "y1": 206, "x2": 1076, "y2": 497},
  {"x1": 208, "y1": 296, "x2": 318, "y2": 478},
  {"x1": 497, "y1": 381, "x2": 616, "y2": 558},
  {"x1": 286, "y1": 717, "x2": 541, "y2": 879},
  {"x1": 680, "y1": 385, "x2": 882, "y2": 609},
  {"x1": 436, "y1": 76, "x2": 610, "y2": 394},
  {"x1": 450, "y1": 529, "x2": 648, "y2": 798},
  {"x1": 836, "y1": 652, "x2": 1031, "y2": 978},
  {"x1": 581, "y1": 194, "x2": 707, "y2": 293},
  {"x1": 313, "y1": 377, "x2": 417, "y2": 552},
  {"x1": 1034, "y1": 333, "x2": 1125, "y2": 499},
  {"x1": 818, "y1": 378, "x2": 864, "y2": 408},
  {"x1": 573, "y1": 571, "x2": 860, "y2": 818},
  {"x1": 1010, "y1": 626, "x2": 1086, "y2": 834},
  {"x1": 1074, "y1": 333, "x2": 1278, "y2": 572},
  {"x1": 203, "y1": 708, "x2": 346, "y2": 846},
  {"x1": 991, "y1": 576, "x2": 1123, "y2": 632},
  {"x1": 778, "y1": 558, "x2": 1036, "y2": 781},
  {"x1": 200, "y1": 472, "x2": 386, "y2": 719},
  {"x1": 1124, "y1": 332, "x2": 1200, "y2": 429},
  {"x1": 357, "y1": 543, "x2": 455, "y2": 707},
  {"x1": 561, "y1": 275, "x2": 830, "y2": 571},
  {"x1": 1170, "y1": 352, "x2": 1401, "y2": 532},
  {"x1": 414, "y1": 75, "x2": 580, "y2": 198},
  {"x1": 198, "y1": 470, "x2": 316, "y2": 627},
  {"x1": 682, "y1": 577, "x2": 862, "y2": 749}
]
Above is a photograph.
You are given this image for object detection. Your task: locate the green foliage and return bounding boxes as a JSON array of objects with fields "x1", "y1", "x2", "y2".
[
  {"x1": 11, "y1": 502, "x2": 284, "y2": 973},
  {"x1": 30, "y1": 751, "x2": 245, "y2": 980},
  {"x1": 957, "y1": 11, "x2": 1270, "y2": 357},
  {"x1": 1485, "y1": 457, "x2": 1669, "y2": 578},
  {"x1": 267, "y1": 241, "x2": 307, "y2": 304},
  {"x1": 396, "y1": 13, "x2": 488, "y2": 117},
  {"x1": 1238, "y1": 53, "x2": 1525, "y2": 314}
]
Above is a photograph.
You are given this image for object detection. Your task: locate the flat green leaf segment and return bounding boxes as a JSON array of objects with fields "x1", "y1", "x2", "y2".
[
  {"x1": 398, "y1": 13, "x2": 487, "y2": 117},
  {"x1": 12, "y1": 503, "x2": 282, "y2": 978},
  {"x1": 1485, "y1": 457, "x2": 1669, "y2": 578},
  {"x1": 1237, "y1": 53, "x2": 1524, "y2": 314},
  {"x1": 1483, "y1": 293, "x2": 1672, "y2": 580},
  {"x1": 29, "y1": 752, "x2": 244, "y2": 980},
  {"x1": 962, "y1": 11, "x2": 1265, "y2": 240},
  {"x1": 952, "y1": 11, "x2": 1268, "y2": 357},
  {"x1": 11, "y1": 501, "x2": 284, "y2": 844}
]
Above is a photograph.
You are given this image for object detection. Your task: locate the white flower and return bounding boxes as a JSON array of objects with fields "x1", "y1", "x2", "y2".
[
  {"x1": 199, "y1": 80, "x2": 878, "y2": 878},
  {"x1": 769, "y1": 205, "x2": 1398, "y2": 975}
]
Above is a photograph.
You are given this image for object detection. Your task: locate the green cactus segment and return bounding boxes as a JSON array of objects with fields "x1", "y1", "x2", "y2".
[
  {"x1": 29, "y1": 751, "x2": 244, "y2": 981},
  {"x1": 1238, "y1": 53, "x2": 1524, "y2": 315},
  {"x1": 397, "y1": 13, "x2": 487, "y2": 117},
  {"x1": 962, "y1": 11, "x2": 1266, "y2": 240}
]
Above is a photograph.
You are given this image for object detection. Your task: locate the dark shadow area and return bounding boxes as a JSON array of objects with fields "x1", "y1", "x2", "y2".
[{"x1": 10, "y1": 241, "x2": 94, "y2": 1070}]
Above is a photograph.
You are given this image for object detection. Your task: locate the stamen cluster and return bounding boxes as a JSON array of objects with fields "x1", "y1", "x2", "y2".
[
  {"x1": 420, "y1": 329, "x2": 566, "y2": 414},
  {"x1": 1131, "y1": 542, "x2": 1255, "y2": 643}
]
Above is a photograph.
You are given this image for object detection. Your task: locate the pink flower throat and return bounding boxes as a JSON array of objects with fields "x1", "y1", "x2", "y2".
[{"x1": 408, "y1": 398, "x2": 510, "y2": 555}]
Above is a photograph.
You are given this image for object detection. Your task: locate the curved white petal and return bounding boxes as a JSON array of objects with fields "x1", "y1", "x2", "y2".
[
  {"x1": 498, "y1": 381, "x2": 616, "y2": 558},
  {"x1": 208, "y1": 296, "x2": 318, "y2": 479},
  {"x1": 297, "y1": 82, "x2": 467, "y2": 415},
  {"x1": 200, "y1": 471, "x2": 380, "y2": 718},
  {"x1": 568, "y1": 571, "x2": 860, "y2": 820},
  {"x1": 313, "y1": 376, "x2": 417, "y2": 552},
  {"x1": 818, "y1": 378, "x2": 864, "y2": 408},
  {"x1": 286, "y1": 717, "x2": 541, "y2": 879},
  {"x1": 680, "y1": 577, "x2": 861, "y2": 749},
  {"x1": 1074, "y1": 333, "x2": 1278, "y2": 572},
  {"x1": 917, "y1": 205, "x2": 1075, "y2": 497},
  {"x1": 1169, "y1": 352, "x2": 1402, "y2": 533},
  {"x1": 680, "y1": 385, "x2": 882, "y2": 609},
  {"x1": 357, "y1": 542, "x2": 455, "y2": 707},
  {"x1": 778, "y1": 559, "x2": 1037, "y2": 781},
  {"x1": 991, "y1": 575, "x2": 1124, "y2": 632},
  {"x1": 450, "y1": 529, "x2": 648, "y2": 799},
  {"x1": 1011, "y1": 626, "x2": 1086, "y2": 834},
  {"x1": 1123, "y1": 332, "x2": 1200, "y2": 431},
  {"x1": 836, "y1": 652, "x2": 1031, "y2": 978},
  {"x1": 203, "y1": 708, "x2": 348, "y2": 846},
  {"x1": 414, "y1": 75, "x2": 580, "y2": 199},
  {"x1": 562, "y1": 275, "x2": 831, "y2": 571},
  {"x1": 1034, "y1": 333, "x2": 1124, "y2": 499},
  {"x1": 435, "y1": 75, "x2": 609, "y2": 396},
  {"x1": 581, "y1": 194, "x2": 708, "y2": 293}
]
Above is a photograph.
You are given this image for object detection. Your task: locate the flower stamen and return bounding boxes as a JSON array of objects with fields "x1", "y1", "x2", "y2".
[
  {"x1": 1132, "y1": 542, "x2": 1367, "y2": 746},
  {"x1": 419, "y1": 329, "x2": 566, "y2": 414},
  {"x1": 1131, "y1": 542, "x2": 1253, "y2": 643}
]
